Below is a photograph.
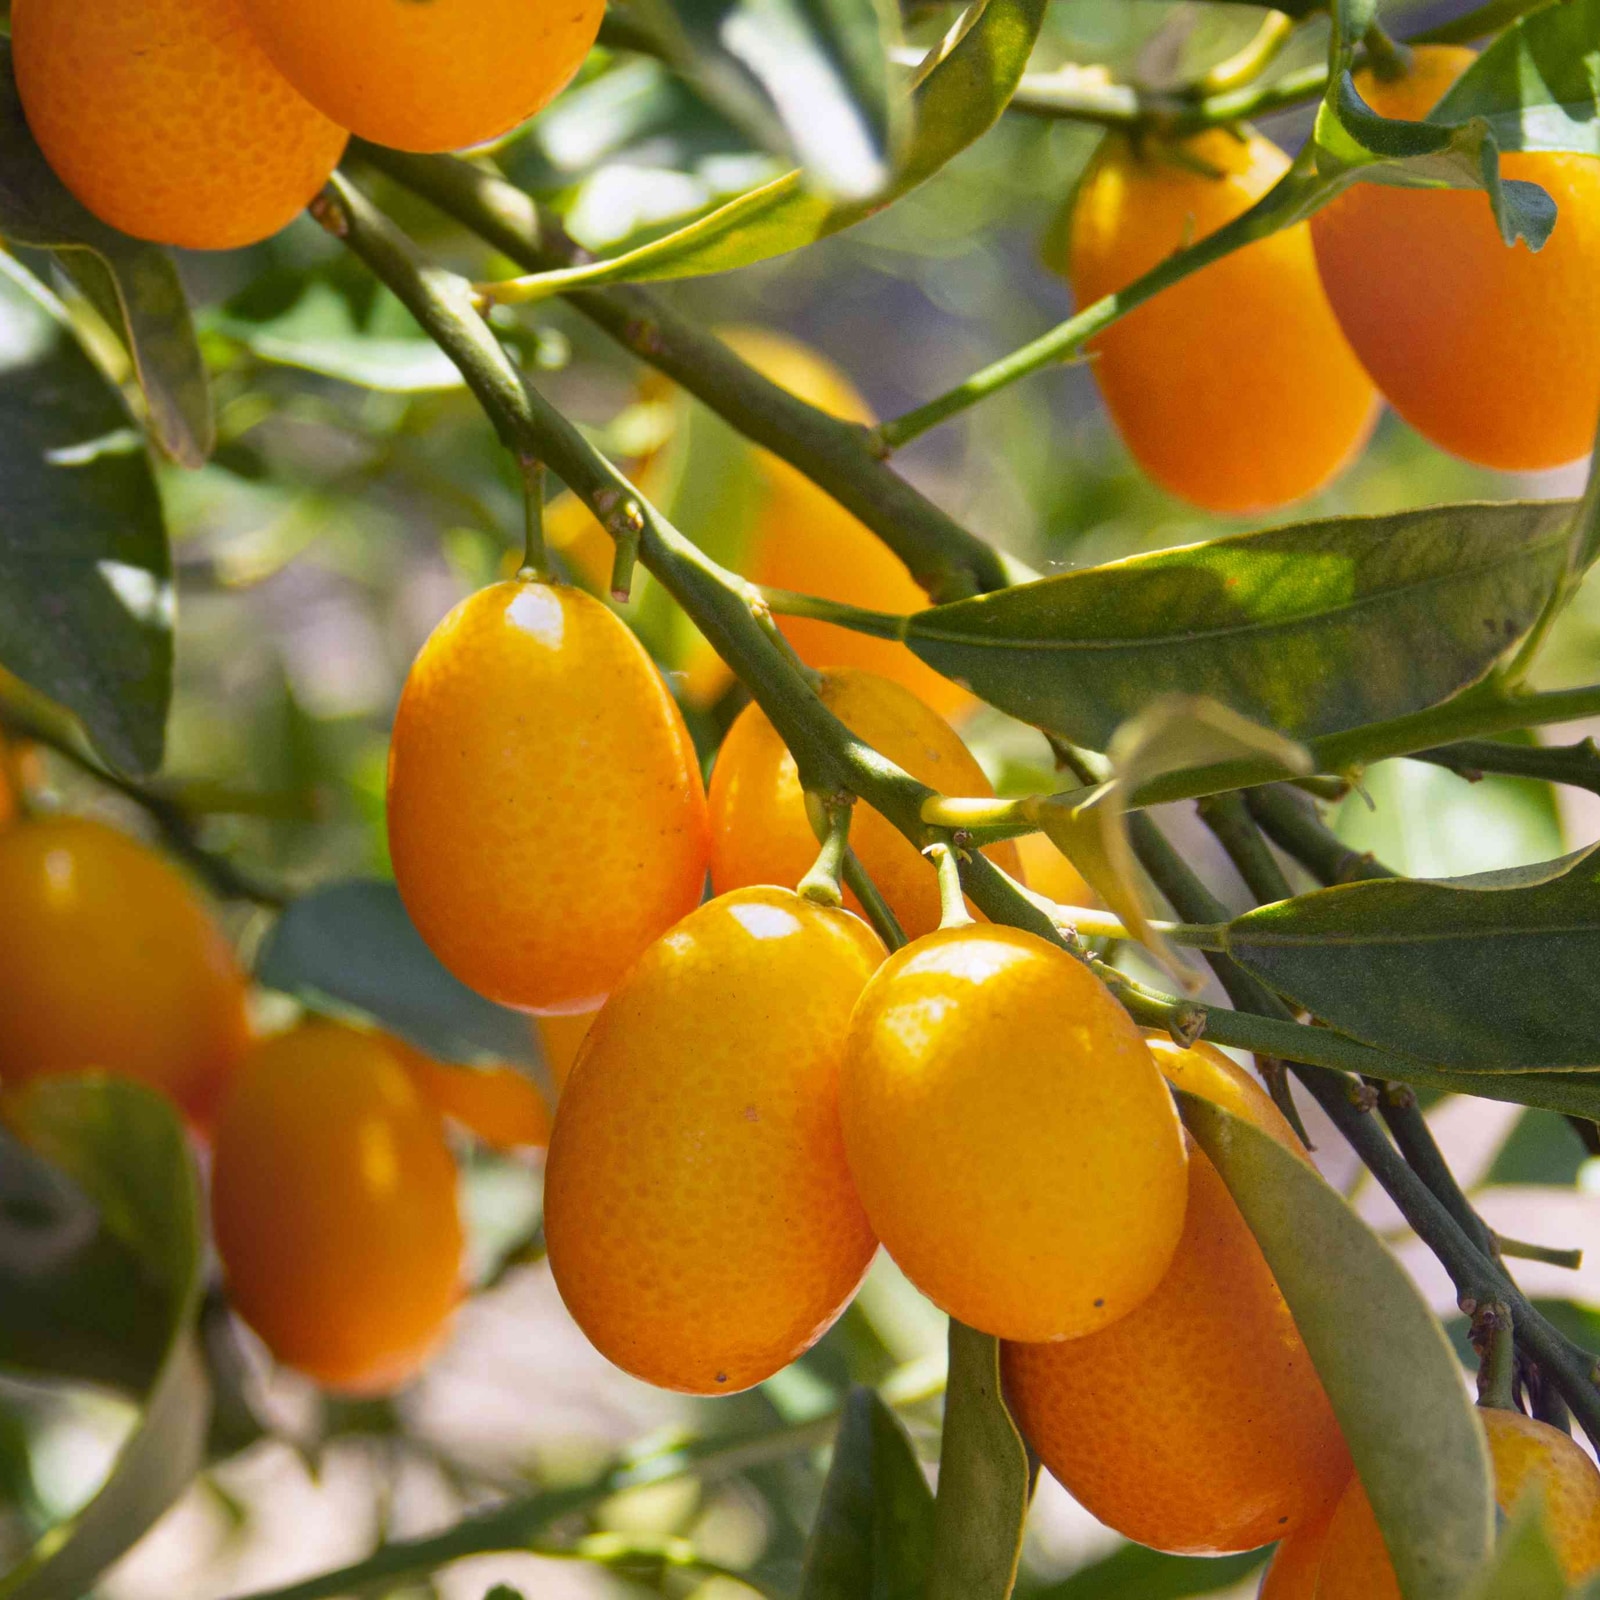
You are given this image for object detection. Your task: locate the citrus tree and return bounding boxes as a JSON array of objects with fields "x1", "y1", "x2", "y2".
[{"x1": 4, "y1": 0, "x2": 1600, "y2": 1596}]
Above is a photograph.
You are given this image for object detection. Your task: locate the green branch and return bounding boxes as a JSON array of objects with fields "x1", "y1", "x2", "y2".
[
  {"x1": 1008, "y1": 62, "x2": 1327, "y2": 130},
  {"x1": 1414, "y1": 735, "x2": 1600, "y2": 795},
  {"x1": 347, "y1": 143, "x2": 1025, "y2": 602}
]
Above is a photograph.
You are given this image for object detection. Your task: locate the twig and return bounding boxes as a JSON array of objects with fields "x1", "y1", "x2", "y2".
[{"x1": 1414, "y1": 737, "x2": 1600, "y2": 797}]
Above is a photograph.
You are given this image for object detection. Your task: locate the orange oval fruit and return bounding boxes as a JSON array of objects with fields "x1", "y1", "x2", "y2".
[
  {"x1": 840, "y1": 925, "x2": 1188, "y2": 1341},
  {"x1": 211, "y1": 1023, "x2": 463, "y2": 1392},
  {"x1": 388, "y1": 1036, "x2": 551, "y2": 1151},
  {"x1": 12, "y1": 0, "x2": 347, "y2": 250},
  {"x1": 1311, "y1": 45, "x2": 1600, "y2": 471},
  {"x1": 1305, "y1": 1410, "x2": 1600, "y2": 1595},
  {"x1": 236, "y1": 0, "x2": 603, "y2": 153},
  {"x1": 1003, "y1": 1037, "x2": 1348, "y2": 1554},
  {"x1": 0, "y1": 817, "x2": 250, "y2": 1124},
  {"x1": 708, "y1": 668, "x2": 1019, "y2": 940},
  {"x1": 1064, "y1": 128, "x2": 1377, "y2": 512},
  {"x1": 1014, "y1": 831, "x2": 1093, "y2": 908},
  {"x1": 544, "y1": 887, "x2": 883, "y2": 1393},
  {"x1": 1258, "y1": 1507, "x2": 1334, "y2": 1599},
  {"x1": 387, "y1": 578, "x2": 710, "y2": 1014},
  {"x1": 534, "y1": 1009, "x2": 597, "y2": 1097}
]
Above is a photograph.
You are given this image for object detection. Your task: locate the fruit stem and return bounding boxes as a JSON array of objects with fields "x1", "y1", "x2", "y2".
[
  {"x1": 927, "y1": 841, "x2": 975, "y2": 931},
  {"x1": 1361, "y1": 22, "x2": 1414, "y2": 82},
  {"x1": 1195, "y1": 9, "x2": 1296, "y2": 96},
  {"x1": 1471, "y1": 1301, "x2": 1519, "y2": 1412},
  {"x1": 798, "y1": 794, "x2": 852, "y2": 908},
  {"x1": 517, "y1": 455, "x2": 549, "y2": 582},
  {"x1": 1495, "y1": 1234, "x2": 1584, "y2": 1271}
]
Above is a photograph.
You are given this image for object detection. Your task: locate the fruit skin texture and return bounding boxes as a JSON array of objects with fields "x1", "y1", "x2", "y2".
[
  {"x1": 840, "y1": 925, "x2": 1188, "y2": 1342},
  {"x1": 1003, "y1": 1037, "x2": 1349, "y2": 1554},
  {"x1": 388, "y1": 1037, "x2": 551, "y2": 1150},
  {"x1": 212, "y1": 1024, "x2": 463, "y2": 1393},
  {"x1": 544, "y1": 887, "x2": 883, "y2": 1394},
  {"x1": 708, "y1": 668, "x2": 1020, "y2": 940},
  {"x1": 1312, "y1": 47, "x2": 1600, "y2": 472},
  {"x1": 1257, "y1": 1509, "x2": 1331, "y2": 1599},
  {"x1": 1065, "y1": 129, "x2": 1377, "y2": 513},
  {"x1": 0, "y1": 818, "x2": 250, "y2": 1125},
  {"x1": 236, "y1": 0, "x2": 604, "y2": 153},
  {"x1": 534, "y1": 1009, "x2": 597, "y2": 1096},
  {"x1": 387, "y1": 579, "x2": 710, "y2": 1014},
  {"x1": 1308, "y1": 1410, "x2": 1600, "y2": 1595},
  {"x1": 12, "y1": 0, "x2": 347, "y2": 250}
]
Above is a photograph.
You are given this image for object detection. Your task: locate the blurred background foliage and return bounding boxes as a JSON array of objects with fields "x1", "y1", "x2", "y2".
[{"x1": 4, "y1": 0, "x2": 1600, "y2": 1596}]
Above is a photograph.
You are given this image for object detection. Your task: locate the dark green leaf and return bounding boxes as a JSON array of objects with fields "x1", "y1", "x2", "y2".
[
  {"x1": 1431, "y1": 0, "x2": 1600, "y2": 156},
  {"x1": 1464, "y1": 1494, "x2": 1567, "y2": 1600},
  {"x1": 487, "y1": 0, "x2": 1048, "y2": 297},
  {"x1": 1178, "y1": 1092, "x2": 1494, "y2": 1600},
  {"x1": 0, "y1": 41, "x2": 212, "y2": 467},
  {"x1": 636, "y1": 0, "x2": 904, "y2": 200},
  {"x1": 799, "y1": 1387, "x2": 934, "y2": 1600},
  {"x1": 0, "y1": 253, "x2": 172, "y2": 774},
  {"x1": 927, "y1": 1322, "x2": 1030, "y2": 1600},
  {"x1": 256, "y1": 880, "x2": 538, "y2": 1067},
  {"x1": 1224, "y1": 847, "x2": 1600, "y2": 1071},
  {"x1": 900, "y1": 501, "x2": 1571, "y2": 751},
  {"x1": 0, "y1": 1077, "x2": 209, "y2": 1600},
  {"x1": 1028, "y1": 1544, "x2": 1265, "y2": 1600}
]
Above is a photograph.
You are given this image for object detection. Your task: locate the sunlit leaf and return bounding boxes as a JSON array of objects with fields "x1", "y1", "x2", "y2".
[
  {"x1": 897, "y1": 501, "x2": 1571, "y2": 751},
  {"x1": 1179, "y1": 1092, "x2": 1494, "y2": 1600},
  {"x1": 0, "y1": 252, "x2": 172, "y2": 774},
  {"x1": 0, "y1": 1077, "x2": 209, "y2": 1600},
  {"x1": 0, "y1": 42, "x2": 212, "y2": 466}
]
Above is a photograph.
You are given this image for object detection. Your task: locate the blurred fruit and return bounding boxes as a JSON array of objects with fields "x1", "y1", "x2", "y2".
[
  {"x1": 1063, "y1": 128, "x2": 1377, "y2": 512},
  {"x1": 236, "y1": 0, "x2": 603, "y2": 152},
  {"x1": 211, "y1": 1023, "x2": 463, "y2": 1392},
  {"x1": 534, "y1": 1009, "x2": 597, "y2": 1096},
  {"x1": 1014, "y1": 830, "x2": 1093, "y2": 906},
  {"x1": 0, "y1": 817, "x2": 249, "y2": 1124},
  {"x1": 708, "y1": 668, "x2": 1019, "y2": 939},
  {"x1": 389, "y1": 1036, "x2": 551, "y2": 1151},
  {"x1": 1003, "y1": 1037, "x2": 1347, "y2": 1554},
  {"x1": 1257, "y1": 1509, "x2": 1332, "y2": 1599},
  {"x1": 841, "y1": 925, "x2": 1188, "y2": 1341},
  {"x1": 387, "y1": 578, "x2": 710, "y2": 1014},
  {"x1": 12, "y1": 0, "x2": 347, "y2": 249},
  {"x1": 545, "y1": 887, "x2": 883, "y2": 1393},
  {"x1": 1306, "y1": 1409, "x2": 1600, "y2": 1595},
  {"x1": 1311, "y1": 45, "x2": 1600, "y2": 470},
  {"x1": 0, "y1": 733, "x2": 16, "y2": 833}
]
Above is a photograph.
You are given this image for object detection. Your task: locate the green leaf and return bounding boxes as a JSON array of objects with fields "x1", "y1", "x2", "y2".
[
  {"x1": 899, "y1": 501, "x2": 1571, "y2": 751},
  {"x1": 633, "y1": 0, "x2": 905, "y2": 201},
  {"x1": 1178, "y1": 1092, "x2": 1494, "y2": 1600},
  {"x1": 0, "y1": 252, "x2": 173, "y2": 774},
  {"x1": 1464, "y1": 1493, "x2": 1567, "y2": 1600},
  {"x1": 1029, "y1": 1544, "x2": 1266, "y2": 1600},
  {"x1": 0, "y1": 1076, "x2": 209, "y2": 1600},
  {"x1": 487, "y1": 0, "x2": 1047, "y2": 298},
  {"x1": 1316, "y1": 73, "x2": 1556, "y2": 249},
  {"x1": 1224, "y1": 847, "x2": 1600, "y2": 1071},
  {"x1": 927, "y1": 1322, "x2": 1030, "y2": 1600},
  {"x1": 0, "y1": 41, "x2": 212, "y2": 467},
  {"x1": 1430, "y1": 0, "x2": 1600, "y2": 156},
  {"x1": 799, "y1": 1387, "x2": 934, "y2": 1600},
  {"x1": 256, "y1": 880, "x2": 539, "y2": 1067}
]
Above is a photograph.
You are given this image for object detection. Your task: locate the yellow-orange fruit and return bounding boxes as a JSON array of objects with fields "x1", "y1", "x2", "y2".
[
  {"x1": 1311, "y1": 46, "x2": 1600, "y2": 471},
  {"x1": 389, "y1": 1036, "x2": 551, "y2": 1150},
  {"x1": 236, "y1": 0, "x2": 603, "y2": 153},
  {"x1": 0, "y1": 818, "x2": 249, "y2": 1125},
  {"x1": 211, "y1": 1024, "x2": 463, "y2": 1392},
  {"x1": 1257, "y1": 1508, "x2": 1333, "y2": 1599},
  {"x1": 1003, "y1": 1038, "x2": 1348, "y2": 1554},
  {"x1": 545, "y1": 887, "x2": 883, "y2": 1393},
  {"x1": 534, "y1": 1009, "x2": 597, "y2": 1096},
  {"x1": 841, "y1": 925, "x2": 1188, "y2": 1342},
  {"x1": 0, "y1": 733, "x2": 16, "y2": 833},
  {"x1": 12, "y1": 0, "x2": 347, "y2": 250},
  {"x1": 708, "y1": 668, "x2": 1019, "y2": 940},
  {"x1": 1312, "y1": 1410, "x2": 1600, "y2": 1595},
  {"x1": 1065, "y1": 129, "x2": 1377, "y2": 512},
  {"x1": 387, "y1": 578, "x2": 709, "y2": 1014}
]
